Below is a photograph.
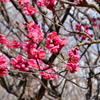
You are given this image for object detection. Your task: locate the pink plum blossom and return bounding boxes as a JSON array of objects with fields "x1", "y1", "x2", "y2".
[
  {"x1": 11, "y1": 40, "x2": 21, "y2": 48},
  {"x1": 28, "y1": 59, "x2": 43, "y2": 69},
  {"x1": 40, "y1": 65, "x2": 59, "y2": 80},
  {"x1": 23, "y1": 5, "x2": 37, "y2": 15},
  {"x1": 46, "y1": 32, "x2": 66, "y2": 53},
  {"x1": 0, "y1": 53, "x2": 8, "y2": 76},
  {"x1": 10, "y1": 55, "x2": 30, "y2": 71},
  {"x1": 22, "y1": 41, "x2": 46, "y2": 59},
  {"x1": 36, "y1": 0, "x2": 56, "y2": 11},
  {"x1": 23, "y1": 21, "x2": 44, "y2": 43},
  {"x1": 18, "y1": 0, "x2": 30, "y2": 7},
  {"x1": 66, "y1": 47, "x2": 80, "y2": 73},
  {"x1": 0, "y1": 34, "x2": 8, "y2": 44},
  {"x1": 66, "y1": 63, "x2": 79, "y2": 73},
  {"x1": 5, "y1": 40, "x2": 21, "y2": 48}
]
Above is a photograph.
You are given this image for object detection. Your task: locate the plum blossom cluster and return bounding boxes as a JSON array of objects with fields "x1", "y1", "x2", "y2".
[
  {"x1": 10, "y1": 21, "x2": 61, "y2": 79},
  {"x1": 46, "y1": 32, "x2": 66, "y2": 53},
  {"x1": 9, "y1": 20, "x2": 58, "y2": 79},
  {"x1": 28, "y1": 60, "x2": 59, "y2": 80},
  {"x1": 40, "y1": 65, "x2": 58, "y2": 80},
  {"x1": 18, "y1": 0, "x2": 37, "y2": 15},
  {"x1": 10, "y1": 55, "x2": 43, "y2": 71},
  {"x1": 0, "y1": 53, "x2": 8, "y2": 76},
  {"x1": 66, "y1": 47, "x2": 80, "y2": 73},
  {"x1": 28, "y1": 59, "x2": 43, "y2": 69},
  {"x1": 36, "y1": 0, "x2": 56, "y2": 11},
  {"x1": 22, "y1": 41, "x2": 46, "y2": 59},
  {"x1": 11, "y1": 21, "x2": 46, "y2": 69},
  {"x1": 10, "y1": 55, "x2": 30, "y2": 71},
  {"x1": 0, "y1": 0, "x2": 81, "y2": 80},
  {"x1": 23, "y1": 21, "x2": 44, "y2": 43},
  {"x1": 10, "y1": 55, "x2": 58, "y2": 80},
  {"x1": 6, "y1": 40, "x2": 21, "y2": 48},
  {"x1": 75, "y1": 24, "x2": 93, "y2": 41},
  {"x1": 0, "y1": 34, "x2": 21, "y2": 48}
]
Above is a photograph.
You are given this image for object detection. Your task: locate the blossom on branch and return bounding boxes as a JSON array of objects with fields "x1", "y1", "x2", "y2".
[
  {"x1": 0, "y1": 54, "x2": 8, "y2": 76},
  {"x1": 46, "y1": 32, "x2": 66, "y2": 53},
  {"x1": 22, "y1": 41, "x2": 46, "y2": 59},
  {"x1": 18, "y1": 0, "x2": 30, "y2": 7},
  {"x1": 40, "y1": 65, "x2": 59, "y2": 80},
  {"x1": 18, "y1": 0, "x2": 37, "y2": 15},
  {"x1": 6, "y1": 40, "x2": 21, "y2": 48},
  {"x1": 36, "y1": 0, "x2": 56, "y2": 11},
  {"x1": 0, "y1": 34, "x2": 8, "y2": 45},
  {"x1": 75, "y1": 24, "x2": 93, "y2": 41},
  {"x1": 10, "y1": 55, "x2": 30, "y2": 71},
  {"x1": 66, "y1": 47, "x2": 80, "y2": 73},
  {"x1": 23, "y1": 21, "x2": 44, "y2": 43},
  {"x1": 23, "y1": 5, "x2": 37, "y2": 16},
  {"x1": 28, "y1": 59, "x2": 43, "y2": 69}
]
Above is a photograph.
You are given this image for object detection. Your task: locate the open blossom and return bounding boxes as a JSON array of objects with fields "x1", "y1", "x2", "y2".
[
  {"x1": 11, "y1": 54, "x2": 58, "y2": 80},
  {"x1": 26, "y1": 28, "x2": 43, "y2": 42},
  {"x1": 23, "y1": 21, "x2": 44, "y2": 43},
  {"x1": 10, "y1": 55, "x2": 30, "y2": 71},
  {"x1": 23, "y1": 5, "x2": 37, "y2": 16},
  {"x1": 28, "y1": 59, "x2": 43, "y2": 69},
  {"x1": 22, "y1": 41, "x2": 46, "y2": 59},
  {"x1": 0, "y1": 34, "x2": 21, "y2": 48},
  {"x1": 18, "y1": 0, "x2": 30, "y2": 7},
  {"x1": 0, "y1": 34, "x2": 8, "y2": 44},
  {"x1": 11, "y1": 40, "x2": 21, "y2": 48},
  {"x1": 6, "y1": 40, "x2": 21, "y2": 48},
  {"x1": 66, "y1": 47, "x2": 80, "y2": 73},
  {"x1": 0, "y1": 54, "x2": 8, "y2": 76},
  {"x1": 40, "y1": 65, "x2": 59, "y2": 80},
  {"x1": 29, "y1": 47, "x2": 46, "y2": 59},
  {"x1": 27, "y1": 21, "x2": 40, "y2": 30},
  {"x1": 18, "y1": 0, "x2": 37, "y2": 16},
  {"x1": 66, "y1": 63, "x2": 79, "y2": 73},
  {"x1": 46, "y1": 32, "x2": 66, "y2": 53},
  {"x1": 36, "y1": 0, "x2": 56, "y2": 11}
]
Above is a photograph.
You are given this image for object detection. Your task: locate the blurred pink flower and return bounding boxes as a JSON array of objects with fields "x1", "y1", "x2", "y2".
[
  {"x1": 18, "y1": 0, "x2": 30, "y2": 7},
  {"x1": 40, "y1": 65, "x2": 59, "y2": 80},
  {"x1": 37, "y1": 0, "x2": 56, "y2": 11},
  {"x1": 0, "y1": 0, "x2": 10, "y2": 2},
  {"x1": 0, "y1": 54, "x2": 8, "y2": 76},
  {"x1": 23, "y1": 5, "x2": 37, "y2": 15}
]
